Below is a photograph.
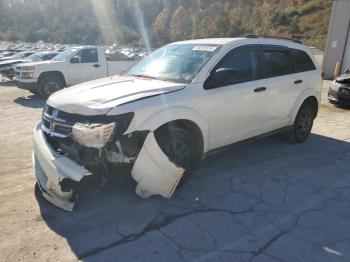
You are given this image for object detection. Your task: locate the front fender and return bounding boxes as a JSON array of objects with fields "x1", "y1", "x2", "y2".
[
  {"x1": 289, "y1": 88, "x2": 320, "y2": 125},
  {"x1": 127, "y1": 106, "x2": 210, "y2": 153}
]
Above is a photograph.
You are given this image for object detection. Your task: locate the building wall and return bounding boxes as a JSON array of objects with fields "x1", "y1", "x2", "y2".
[
  {"x1": 342, "y1": 25, "x2": 350, "y2": 72},
  {"x1": 323, "y1": 0, "x2": 350, "y2": 79}
]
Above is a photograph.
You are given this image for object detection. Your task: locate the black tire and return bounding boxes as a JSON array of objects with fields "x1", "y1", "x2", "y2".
[
  {"x1": 284, "y1": 103, "x2": 315, "y2": 143},
  {"x1": 38, "y1": 76, "x2": 64, "y2": 99},
  {"x1": 156, "y1": 126, "x2": 195, "y2": 170}
]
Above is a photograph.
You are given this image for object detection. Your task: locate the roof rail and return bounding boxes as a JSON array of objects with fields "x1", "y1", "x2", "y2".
[{"x1": 244, "y1": 34, "x2": 303, "y2": 44}]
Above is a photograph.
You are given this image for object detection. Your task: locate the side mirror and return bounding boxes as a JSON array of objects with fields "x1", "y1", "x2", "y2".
[
  {"x1": 204, "y1": 68, "x2": 238, "y2": 89},
  {"x1": 70, "y1": 56, "x2": 80, "y2": 64}
]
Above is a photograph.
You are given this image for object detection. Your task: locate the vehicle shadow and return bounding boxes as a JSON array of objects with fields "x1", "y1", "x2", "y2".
[
  {"x1": 14, "y1": 95, "x2": 45, "y2": 108},
  {"x1": 36, "y1": 133, "x2": 350, "y2": 261},
  {"x1": 0, "y1": 80, "x2": 15, "y2": 86}
]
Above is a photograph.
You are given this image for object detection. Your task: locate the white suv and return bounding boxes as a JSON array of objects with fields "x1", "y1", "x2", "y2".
[{"x1": 33, "y1": 37, "x2": 322, "y2": 211}]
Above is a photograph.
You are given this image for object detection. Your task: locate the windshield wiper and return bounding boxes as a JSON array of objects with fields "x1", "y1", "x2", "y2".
[
  {"x1": 130, "y1": 74, "x2": 188, "y2": 84},
  {"x1": 131, "y1": 74, "x2": 158, "y2": 80}
]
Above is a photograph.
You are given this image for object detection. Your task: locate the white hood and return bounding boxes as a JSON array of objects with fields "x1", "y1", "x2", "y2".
[
  {"x1": 47, "y1": 75, "x2": 186, "y2": 115},
  {"x1": 19, "y1": 60, "x2": 63, "y2": 67},
  {"x1": 0, "y1": 59, "x2": 29, "y2": 66}
]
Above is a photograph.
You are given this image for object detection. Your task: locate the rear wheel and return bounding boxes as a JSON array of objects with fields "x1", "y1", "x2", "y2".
[
  {"x1": 38, "y1": 76, "x2": 63, "y2": 99},
  {"x1": 284, "y1": 104, "x2": 315, "y2": 143}
]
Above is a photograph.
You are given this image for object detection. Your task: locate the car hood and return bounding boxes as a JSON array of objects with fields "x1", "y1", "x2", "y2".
[
  {"x1": 336, "y1": 73, "x2": 350, "y2": 84},
  {"x1": 47, "y1": 75, "x2": 186, "y2": 115},
  {"x1": 0, "y1": 59, "x2": 29, "y2": 66},
  {"x1": 19, "y1": 60, "x2": 63, "y2": 67}
]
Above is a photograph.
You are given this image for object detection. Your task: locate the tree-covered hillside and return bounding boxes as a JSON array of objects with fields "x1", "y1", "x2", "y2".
[{"x1": 0, "y1": 0, "x2": 332, "y2": 49}]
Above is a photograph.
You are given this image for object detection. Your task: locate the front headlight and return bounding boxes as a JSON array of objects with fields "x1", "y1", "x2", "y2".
[
  {"x1": 331, "y1": 82, "x2": 340, "y2": 91},
  {"x1": 72, "y1": 122, "x2": 116, "y2": 149},
  {"x1": 70, "y1": 112, "x2": 134, "y2": 148},
  {"x1": 22, "y1": 66, "x2": 35, "y2": 71},
  {"x1": 21, "y1": 72, "x2": 35, "y2": 79}
]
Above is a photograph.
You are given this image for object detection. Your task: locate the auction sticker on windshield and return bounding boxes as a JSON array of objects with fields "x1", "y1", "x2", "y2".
[{"x1": 192, "y1": 46, "x2": 218, "y2": 52}]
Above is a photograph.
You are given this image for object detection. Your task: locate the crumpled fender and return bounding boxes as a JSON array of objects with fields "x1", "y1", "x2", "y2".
[
  {"x1": 131, "y1": 132, "x2": 184, "y2": 198},
  {"x1": 124, "y1": 105, "x2": 209, "y2": 153}
]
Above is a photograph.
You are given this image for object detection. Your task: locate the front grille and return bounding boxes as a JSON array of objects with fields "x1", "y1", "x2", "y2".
[
  {"x1": 339, "y1": 88, "x2": 350, "y2": 101},
  {"x1": 41, "y1": 105, "x2": 74, "y2": 138},
  {"x1": 41, "y1": 105, "x2": 133, "y2": 139},
  {"x1": 46, "y1": 105, "x2": 54, "y2": 116}
]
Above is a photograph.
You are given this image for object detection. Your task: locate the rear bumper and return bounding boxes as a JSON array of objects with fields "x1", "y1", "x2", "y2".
[{"x1": 32, "y1": 122, "x2": 88, "y2": 211}]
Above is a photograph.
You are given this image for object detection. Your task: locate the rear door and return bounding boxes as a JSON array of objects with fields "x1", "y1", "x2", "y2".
[
  {"x1": 260, "y1": 46, "x2": 301, "y2": 132},
  {"x1": 207, "y1": 45, "x2": 268, "y2": 149},
  {"x1": 68, "y1": 48, "x2": 106, "y2": 85}
]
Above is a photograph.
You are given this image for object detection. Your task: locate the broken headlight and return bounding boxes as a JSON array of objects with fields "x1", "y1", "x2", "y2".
[
  {"x1": 72, "y1": 122, "x2": 115, "y2": 149},
  {"x1": 71, "y1": 112, "x2": 134, "y2": 148}
]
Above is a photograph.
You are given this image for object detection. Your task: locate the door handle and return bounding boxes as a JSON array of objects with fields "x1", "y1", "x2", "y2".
[
  {"x1": 93, "y1": 64, "x2": 101, "y2": 68},
  {"x1": 254, "y1": 87, "x2": 267, "y2": 93},
  {"x1": 294, "y1": 79, "x2": 303, "y2": 84}
]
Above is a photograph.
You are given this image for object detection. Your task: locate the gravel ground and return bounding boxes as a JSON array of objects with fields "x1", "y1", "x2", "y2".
[{"x1": 0, "y1": 80, "x2": 349, "y2": 262}]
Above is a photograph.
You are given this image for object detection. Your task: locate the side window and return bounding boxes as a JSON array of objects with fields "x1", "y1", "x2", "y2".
[
  {"x1": 42, "y1": 54, "x2": 56, "y2": 61},
  {"x1": 218, "y1": 49, "x2": 260, "y2": 83},
  {"x1": 290, "y1": 49, "x2": 316, "y2": 73},
  {"x1": 75, "y1": 49, "x2": 98, "y2": 63},
  {"x1": 263, "y1": 50, "x2": 293, "y2": 77}
]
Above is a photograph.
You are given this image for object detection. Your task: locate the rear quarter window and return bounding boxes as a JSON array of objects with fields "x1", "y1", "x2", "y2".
[{"x1": 290, "y1": 49, "x2": 316, "y2": 73}]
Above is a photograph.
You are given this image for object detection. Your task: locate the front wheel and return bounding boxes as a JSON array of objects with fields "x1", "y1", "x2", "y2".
[
  {"x1": 156, "y1": 126, "x2": 194, "y2": 170},
  {"x1": 38, "y1": 76, "x2": 63, "y2": 99},
  {"x1": 284, "y1": 104, "x2": 315, "y2": 143}
]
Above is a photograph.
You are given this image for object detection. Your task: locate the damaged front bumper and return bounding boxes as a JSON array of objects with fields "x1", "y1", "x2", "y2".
[
  {"x1": 132, "y1": 132, "x2": 184, "y2": 199},
  {"x1": 33, "y1": 120, "x2": 186, "y2": 211},
  {"x1": 32, "y1": 122, "x2": 88, "y2": 211}
]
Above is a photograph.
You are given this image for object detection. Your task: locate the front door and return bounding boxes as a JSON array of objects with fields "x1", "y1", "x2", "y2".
[
  {"x1": 206, "y1": 46, "x2": 268, "y2": 149},
  {"x1": 68, "y1": 48, "x2": 105, "y2": 85}
]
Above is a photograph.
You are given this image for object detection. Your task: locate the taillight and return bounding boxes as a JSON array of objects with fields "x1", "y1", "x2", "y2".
[{"x1": 321, "y1": 72, "x2": 325, "y2": 82}]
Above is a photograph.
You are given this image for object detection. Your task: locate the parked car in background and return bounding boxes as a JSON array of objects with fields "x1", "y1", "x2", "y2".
[
  {"x1": 14, "y1": 46, "x2": 137, "y2": 98},
  {"x1": 0, "y1": 51, "x2": 34, "y2": 62},
  {"x1": 0, "y1": 51, "x2": 58, "y2": 79},
  {"x1": 32, "y1": 37, "x2": 322, "y2": 211},
  {"x1": 328, "y1": 70, "x2": 350, "y2": 107},
  {"x1": 0, "y1": 49, "x2": 23, "y2": 58}
]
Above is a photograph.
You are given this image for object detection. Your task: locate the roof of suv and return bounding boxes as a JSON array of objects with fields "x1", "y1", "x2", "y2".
[
  {"x1": 171, "y1": 38, "x2": 244, "y2": 45},
  {"x1": 170, "y1": 37, "x2": 306, "y2": 49}
]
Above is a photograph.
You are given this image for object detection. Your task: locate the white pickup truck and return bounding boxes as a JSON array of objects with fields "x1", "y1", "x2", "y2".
[{"x1": 14, "y1": 46, "x2": 136, "y2": 98}]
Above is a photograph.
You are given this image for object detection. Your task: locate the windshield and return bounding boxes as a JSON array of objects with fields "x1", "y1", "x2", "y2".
[
  {"x1": 52, "y1": 48, "x2": 79, "y2": 61},
  {"x1": 128, "y1": 44, "x2": 221, "y2": 83},
  {"x1": 26, "y1": 53, "x2": 42, "y2": 61}
]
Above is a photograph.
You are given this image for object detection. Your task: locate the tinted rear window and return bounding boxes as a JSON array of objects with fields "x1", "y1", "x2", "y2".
[
  {"x1": 263, "y1": 50, "x2": 293, "y2": 77},
  {"x1": 290, "y1": 49, "x2": 316, "y2": 73}
]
